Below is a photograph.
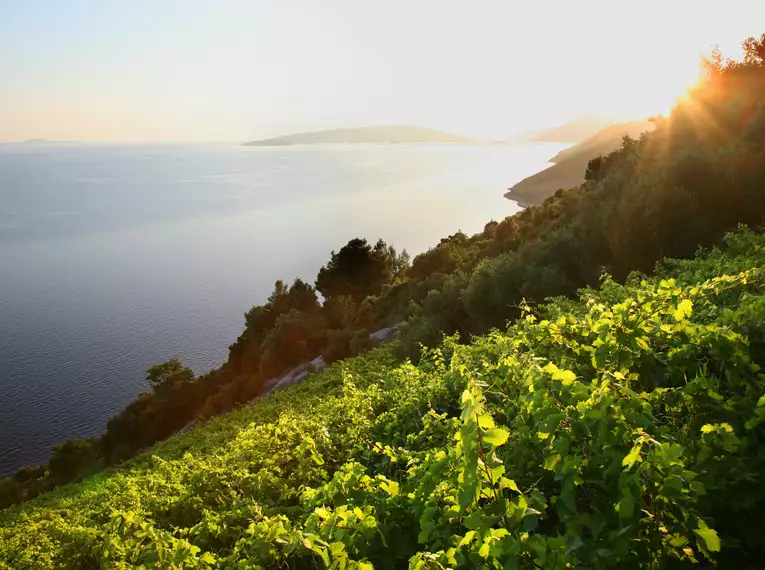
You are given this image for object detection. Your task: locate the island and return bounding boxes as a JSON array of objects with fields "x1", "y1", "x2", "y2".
[
  {"x1": 243, "y1": 125, "x2": 472, "y2": 146},
  {"x1": 0, "y1": 139, "x2": 83, "y2": 146}
]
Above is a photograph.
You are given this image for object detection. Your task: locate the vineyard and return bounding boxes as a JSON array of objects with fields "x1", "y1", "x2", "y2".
[{"x1": 0, "y1": 227, "x2": 764, "y2": 568}]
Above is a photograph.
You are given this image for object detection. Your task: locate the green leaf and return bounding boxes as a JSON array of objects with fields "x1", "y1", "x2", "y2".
[
  {"x1": 690, "y1": 480, "x2": 707, "y2": 496},
  {"x1": 618, "y1": 492, "x2": 635, "y2": 521},
  {"x1": 673, "y1": 298, "x2": 693, "y2": 321},
  {"x1": 622, "y1": 443, "x2": 643, "y2": 470},
  {"x1": 543, "y1": 453, "x2": 561, "y2": 471},
  {"x1": 499, "y1": 477, "x2": 520, "y2": 492},
  {"x1": 459, "y1": 530, "x2": 476, "y2": 546},
  {"x1": 477, "y1": 413, "x2": 495, "y2": 429},
  {"x1": 463, "y1": 511, "x2": 487, "y2": 530},
  {"x1": 694, "y1": 522, "x2": 721, "y2": 553},
  {"x1": 380, "y1": 479, "x2": 399, "y2": 496},
  {"x1": 483, "y1": 427, "x2": 509, "y2": 447},
  {"x1": 315, "y1": 507, "x2": 331, "y2": 520},
  {"x1": 552, "y1": 369, "x2": 577, "y2": 385}
]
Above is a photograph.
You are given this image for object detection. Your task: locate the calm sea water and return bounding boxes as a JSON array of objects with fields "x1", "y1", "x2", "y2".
[{"x1": 0, "y1": 142, "x2": 564, "y2": 476}]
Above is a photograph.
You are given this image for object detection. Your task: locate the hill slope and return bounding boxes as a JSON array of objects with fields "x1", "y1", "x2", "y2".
[
  {"x1": 5, "y1": 34, "x2": 765, "y2": 520},
  {"x1": 505, "y1": 119, "x2": 653, "y2": 206},
  {"x1": 512, "y1": 116, "x2": 615, "y2": 143},
  {"x1": 2, "y1": 228, "x2": 765, "y2": 568},
  {"x1": 243, "y1": 126, "x2": 471, "y2": 146},
  {"x1": 4, "y1": 32, "x2": 765, "y2": 569}
]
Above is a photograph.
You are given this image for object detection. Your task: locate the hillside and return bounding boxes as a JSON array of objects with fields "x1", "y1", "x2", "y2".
[
  {"x1": 547, "y1": 119, "x2": 655, "y2": 163},
  {"x1": 2, "y1": 228, "x2": 765, "y2": 568},
  {"x1": 3, "y1": 31, "x2": 765, "y2": 569},
  {"x1": 243, "y1": 126, "x2": 471, "y2": 146},
  {"x1": 504, "y1": 119, "x2": 654, "y2": 206},
  {"x1": 512, "y1": 116, "x2": 614, "y2": 143}
]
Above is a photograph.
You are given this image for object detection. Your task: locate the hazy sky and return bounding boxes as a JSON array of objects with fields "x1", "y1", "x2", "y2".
[{"x1": 2, "y1": 0, "x2": 764, "y2": 142}]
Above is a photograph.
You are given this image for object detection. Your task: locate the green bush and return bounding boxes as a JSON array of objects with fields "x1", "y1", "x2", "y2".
[{"x1": 48, "y1": 439, "x2": 97, "y2": 483}]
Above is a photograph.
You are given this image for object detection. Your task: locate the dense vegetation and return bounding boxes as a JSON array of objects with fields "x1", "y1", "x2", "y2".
[
  {"x1": 3, "y1": 33, "x2": 765, "y2": 564},
  {"x1": 394, "y1": 34, "x2": 765, "y2": 355},
  {"x1": 0, "y1": 237, "x2": 410, "y2": 507},
  {"x1": 2, "y1": 227, "x2": 765, "y2": 568}
]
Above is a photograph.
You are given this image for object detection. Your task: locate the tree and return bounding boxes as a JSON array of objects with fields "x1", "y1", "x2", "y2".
[
  {"x1": 315, "y1": 238, "x2": 393, "y2": 301},
  {"x1": 229, "y1": 279, "x2": 320, "y2": 373},
  {"x1": 584, "y1": 155, "x2": 603, "y2": 182},
  {"x1": 284, "y1": 279, "x2": 320, "y2": 313},
  {"x1": 742, "y1": 34, "x2": 765, "y2": 66},
  {"x1": 266, "y1": 279, "x2": 290, "y2": 308},
  {"x1": 101, "y1": 392, "x2": 157, "y2": 463},
  {"x1": 267, "y1": 278, "x2": 318, "y2": 314},
  {"x1": 323, "y1": 328, "x2": 372, "y2": 364},
  {"x1": 146, "y1": 358, "x2": 194, "y2": 395},
  {"x1": 409, "y1": 234, "x2": 473, "y2": 280},
  {"x1": 259, "y1": 309, "x2": 327, "y2": 378},
  {"x1": 389, "y1": 245, "x2": 411, "y2": 277},
  {"x1": 701, "y1": 46, "x2": 726, "y2": 76},
  {"x1": 323, "y1": 295, "x2": 358, "y2": 330}
]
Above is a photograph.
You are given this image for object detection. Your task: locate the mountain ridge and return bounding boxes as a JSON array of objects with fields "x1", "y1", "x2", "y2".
[
  {"x1": 511, "y1": 116, "x2": 615, "y2": 143},
  {"x1": 243, "y1": 125, "x2": 472, "y2": 146}
]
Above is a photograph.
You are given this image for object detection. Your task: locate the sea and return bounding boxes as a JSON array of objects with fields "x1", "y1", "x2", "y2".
[{"x1": 0, "y1": 141, "x2": 565, "y2": 476}]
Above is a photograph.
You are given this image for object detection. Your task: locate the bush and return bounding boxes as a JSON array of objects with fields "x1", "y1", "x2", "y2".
[
  {"x1": 0, "y1": 479, "x2": 23, "y2": 510},
  {"x1": 12, "y1": 465, "x2": 44, "y2": 484},
  {"x1": 324, "y1": 328, "x2": 373, "y2": 364},
  {"x1": 48, "y1": 439, "x2": 96, "y2": 483}
]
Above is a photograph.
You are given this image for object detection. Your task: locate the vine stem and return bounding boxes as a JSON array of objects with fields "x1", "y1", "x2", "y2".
[{"x1": 476, "y1": 432, "x2": 511, "y2": 530}]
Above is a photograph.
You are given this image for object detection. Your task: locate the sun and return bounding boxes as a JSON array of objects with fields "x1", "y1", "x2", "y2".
[
  {"x1": 661, "y1": 75, "x2": 704, "y2": 118},
  {"x1": 615, "y1": 58, "x2": 703, "y2": 121}
]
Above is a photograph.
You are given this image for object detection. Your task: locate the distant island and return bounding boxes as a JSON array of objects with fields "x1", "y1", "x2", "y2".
[
  {"x1": 505, "y1": 119, "x2": 654, "y2": 206},
  {"x1": 243, "y1": 125, "x2": 472, "y2": 146},
  {"x1": 13, "y1": 139, "x2": 82, "y2": 145}
]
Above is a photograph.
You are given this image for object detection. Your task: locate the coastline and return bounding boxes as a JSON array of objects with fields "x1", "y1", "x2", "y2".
[{"x1": 503, "y1": 189, "x2": 533, "y2": 209}]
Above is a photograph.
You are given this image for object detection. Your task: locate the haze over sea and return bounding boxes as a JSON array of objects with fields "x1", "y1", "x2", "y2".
[{"x1": 0, "y1": 141, "x2": 564, "y2": 476}]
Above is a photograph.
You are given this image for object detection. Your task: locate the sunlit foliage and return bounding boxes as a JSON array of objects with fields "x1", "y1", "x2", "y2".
[
  {"x1": 394, "y1": 34, "x2": 765, "y2": 358},
  {"x1": 3, "y1": 228, "x2": 765, "y2": 567}
]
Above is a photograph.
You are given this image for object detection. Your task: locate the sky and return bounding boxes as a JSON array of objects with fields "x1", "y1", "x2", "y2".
[{"x1": 1, "y1": 0, "x2": 764, "y2": 142}]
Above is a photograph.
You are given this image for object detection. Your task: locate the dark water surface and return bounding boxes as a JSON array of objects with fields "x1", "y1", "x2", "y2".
[{"x1": 0, "y1": 142, "x2": 564, "y2": 476}]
